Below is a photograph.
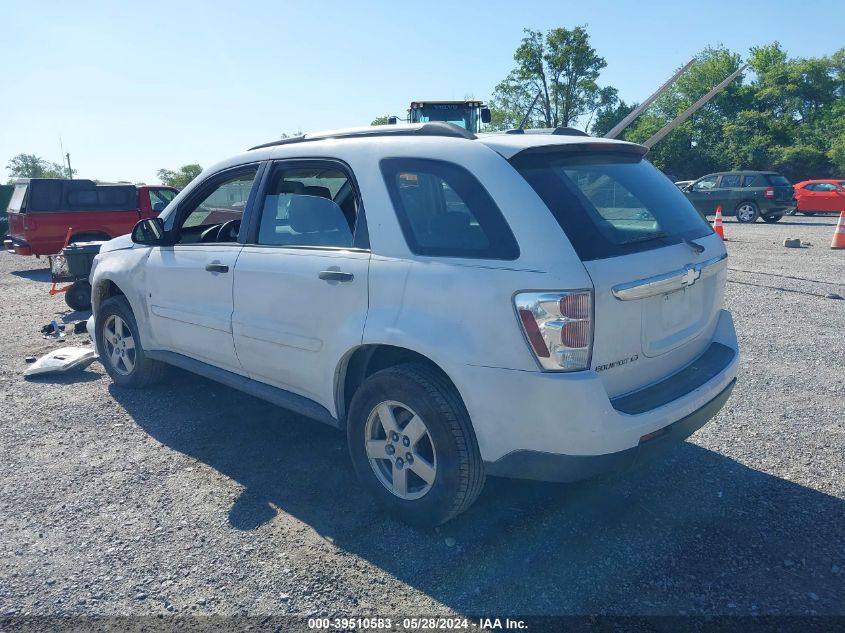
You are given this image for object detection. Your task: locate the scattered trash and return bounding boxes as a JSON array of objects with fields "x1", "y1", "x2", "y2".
[
  {"x1": 40, "y1": 320, "x2": 66, "y2": 338},
  {"x1": 783, "y1": 238, "x2": 802, "y2": 248},
  {"x1": 25, "y1": 356, "x2": 37, "y2": 364},
  {"x1": 826, "y1": 293, "x2": 844, "y2": 300},
  {"x1": 23, "y1": 347, "x2": 97, "y2": 377}
]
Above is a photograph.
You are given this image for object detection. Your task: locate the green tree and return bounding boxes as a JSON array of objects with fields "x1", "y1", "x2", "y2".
[
  {"x1": 156, "y1": 164, "x2": 203, "y2": 190},
  {"x1": 489, "y1": 26, "x2": 611, "y2": 130},
  {"x1": 371, "y1": 116, "x2": 390, "y2": 126},
  {"x1": 590, "y1": 98, "x2": 636, "y2": 137},
  {"x1": 7, "y1": 153, "x2": 74, "y2": 180}
]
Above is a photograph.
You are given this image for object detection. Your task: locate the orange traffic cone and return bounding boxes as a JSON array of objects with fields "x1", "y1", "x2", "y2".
[
  {"x1": 832, "y1": 210, "x2": 845, "y2": 249},
  {"x1": 713, "y1": 205, "x2": 725, "y2": 240}
]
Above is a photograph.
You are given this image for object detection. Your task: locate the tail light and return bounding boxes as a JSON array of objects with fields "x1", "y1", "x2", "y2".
[
  {"x1": 764, "y1": 187, "x2": 775, "y2": 199},
  {"x1": 514, "y1": 290, "x2": 593, "y2": 371}
]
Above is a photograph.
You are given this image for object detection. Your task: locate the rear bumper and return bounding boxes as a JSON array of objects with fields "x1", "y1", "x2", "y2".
[
  {"x1": 3, "y1": 237, "x2": 33, "y2": 256},
  {"x1": 486, "y1": 378, "x2": 735, "y2": 481},
  {"x1": 454, "y1": 309, "x2": 739, "y2": 479}
]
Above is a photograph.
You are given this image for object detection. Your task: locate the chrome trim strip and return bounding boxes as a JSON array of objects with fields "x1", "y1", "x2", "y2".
[{"x1": 611, "y1": 253, "x2": 727, "y2": 301}]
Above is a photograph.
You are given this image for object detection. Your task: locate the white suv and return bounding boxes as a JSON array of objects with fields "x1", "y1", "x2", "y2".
[{"x1": 88, "y1": 123, "x2": 739, "y2": 526}]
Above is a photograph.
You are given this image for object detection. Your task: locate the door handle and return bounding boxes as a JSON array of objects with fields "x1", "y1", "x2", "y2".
[
  {"x1": 318, "y1": 270, "x2": 354, "y2": 282},
  {"x1": 205, "y1": 263, "x2": 229, "y2": 273}
]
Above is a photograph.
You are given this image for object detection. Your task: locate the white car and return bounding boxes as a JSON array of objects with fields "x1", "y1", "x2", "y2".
[{"x1": 88, "y1": 123, "x2": 739, "y2": 525}]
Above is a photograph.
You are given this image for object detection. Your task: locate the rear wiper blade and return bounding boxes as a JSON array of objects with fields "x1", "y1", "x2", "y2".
[{"x1": 682, "y1": 237, "x2": 705, "y2": 253}]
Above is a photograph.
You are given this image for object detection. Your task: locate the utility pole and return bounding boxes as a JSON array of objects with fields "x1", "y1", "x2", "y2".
[
  {"x1": 604, "y1": 59, "x2": 695, "y2": 139},
  {"x1": 65, "y1": 153, "x2": 73, "y2": 180},
  {"x1": 642, "y1": 64, "x2": 748, "y2": 149}
]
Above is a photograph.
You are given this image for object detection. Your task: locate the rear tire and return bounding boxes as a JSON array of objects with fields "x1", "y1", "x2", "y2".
[
  {"x1": 64, "y1": 281, "x2": 92, "y2": 312},
  {"x1": 347, "y1": 363, "x2": 485, "y2": 526},
  {"x1": 96, "y1": 296, "x2": 165, "y2": 388}
]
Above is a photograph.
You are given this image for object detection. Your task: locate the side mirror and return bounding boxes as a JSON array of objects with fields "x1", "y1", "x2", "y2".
[
  {"x1": 131, "y1": 217, "x2": 167, "y2": 245},
  {"x1": 480, "y1": 107, "x2": 492, "y2": 124},
  {"x1": 387, "y1": 116, "x2": 398, "y2": 125}
]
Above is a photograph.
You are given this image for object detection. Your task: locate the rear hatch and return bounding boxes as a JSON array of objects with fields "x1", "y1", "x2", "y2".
[
  {"x1": 766, "y1": 173, "x2": 794, "y2": 204},
  {"x1": 511, "y1": 146, "x2": 726, "y2": 398}
]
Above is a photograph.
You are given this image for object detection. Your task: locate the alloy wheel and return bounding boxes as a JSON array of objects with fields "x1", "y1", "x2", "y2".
[
  {"x1": 103, "y1": 314, "x2": 136, "y2": 376},
  {"x1": 736, "y1": 203, "x2": 757, "y2": 223},
  {"x1": 364, "y1": 400, "x2": 437, "y2": 500}
]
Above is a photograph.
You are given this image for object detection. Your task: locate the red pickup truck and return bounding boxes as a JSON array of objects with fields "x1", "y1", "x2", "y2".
[{"x1": 3, "y1": 179, "x2": 178, "y2": 256}]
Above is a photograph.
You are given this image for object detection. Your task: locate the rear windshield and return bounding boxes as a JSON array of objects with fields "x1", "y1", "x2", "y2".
[
  {"x1": 511, "y1": 150, "x2": 712, "y2": 261},
  {"x1": 766, "y1": 175, "x2": 791, "y2": 187}
]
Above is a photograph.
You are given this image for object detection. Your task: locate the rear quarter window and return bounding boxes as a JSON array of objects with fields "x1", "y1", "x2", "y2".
[
  {"x1": 8, "y1": 184, "x2": 28, "y2": 213},
  {"x1": 767, "y1": 175, "x2": 791, "y2": 187},
  {"x1": 380, "y1": 158, "x2": 519, "y2": 260},
  {"x1": 511, "y1": 150, "x2": 712, "y2": 261}
]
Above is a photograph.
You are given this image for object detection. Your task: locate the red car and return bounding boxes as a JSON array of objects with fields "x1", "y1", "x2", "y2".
[
  {"x1": 4, "y1": 179, "x2": 177, "y2": 256},
  {"x1": 793, "y1": 179, "x2": 845, "y2": 216}
]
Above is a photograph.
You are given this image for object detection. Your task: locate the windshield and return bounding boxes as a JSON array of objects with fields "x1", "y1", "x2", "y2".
[
  {"x1": 511, "y1": 150, "x2": 713, "y2": 260},
  {"x1": 413, "y1": 104, "x2": 476, "y2": 131}
]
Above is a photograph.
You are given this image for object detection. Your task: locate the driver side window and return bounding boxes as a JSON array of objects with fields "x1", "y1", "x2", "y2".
[
  {"x1": 175, "y1": 169, "x2": 258, "y2": 244},
  {"x1": 693, "y1": 176, "x2": 717, "y2": 191}
]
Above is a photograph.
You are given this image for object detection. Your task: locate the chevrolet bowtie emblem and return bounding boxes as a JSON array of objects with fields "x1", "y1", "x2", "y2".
[{"x1": 682, "y1": 266, "x2": 701, "y2": 287}]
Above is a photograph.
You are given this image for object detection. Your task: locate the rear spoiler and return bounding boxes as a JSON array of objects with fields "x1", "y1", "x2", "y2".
[{"x1": 510, "y1": 141, "x2": 649, "y2": 161}]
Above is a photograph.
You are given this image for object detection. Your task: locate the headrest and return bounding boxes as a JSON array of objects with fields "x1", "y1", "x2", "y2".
[
  {"x1": 272, "y1": 180, "x2": 305, "y2": 195},
  {"x1": 303, "y1": 185, "x2": 332, "y2": 199},
  {"x1": 288, "y1": 195, "x2": 348, "y2": 234}
]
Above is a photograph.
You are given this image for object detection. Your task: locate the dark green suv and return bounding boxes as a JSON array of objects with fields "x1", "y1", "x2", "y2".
[{"x1": 681, "y1": 171, "x2": 795, "y2": 223}]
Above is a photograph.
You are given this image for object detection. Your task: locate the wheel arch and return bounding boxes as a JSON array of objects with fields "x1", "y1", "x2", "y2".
[
  {"x1": 92, "y1": 278, "x2": 126, "y2": 312},
  {"x1": 335, "y1": 344, "x2": 465, "y2": 427}
]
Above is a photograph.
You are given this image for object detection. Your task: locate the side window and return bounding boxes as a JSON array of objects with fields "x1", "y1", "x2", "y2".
[
  {"x1": 718, "y1": 175, "x2": 741, "y2": 188},
  {"x1": 175, "y1": 169, "x2": 257, "y2": 244},
  {"x1": 256, "y1": 165, "x2": 357, "y2": 248},
  {"x1": 692, "y1": 176, "x2": 717, "y2": 191},
  {"x1": 148, "y1": 189, "x2": 176, "y2": 213},
  {"x1": 380, "y1": 158, "x2": 519, "y2": 259},
  {"x1": 742, "y1": 175, "x2": 760, "y2": 187}
]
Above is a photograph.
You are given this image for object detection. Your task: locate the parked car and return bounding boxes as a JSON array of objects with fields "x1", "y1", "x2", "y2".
[
  {"x1": 793, "y1": 179, "x2": 845, "y2": 216},
  {"x1": 87, "y1": 123, "x2": 738, "y2": 525},
  {"x1": 674, "y1": 180, "x2": 694, "y2": 190},
  {"x1": 681, "y1": 171, "x2": 795, "y2": 223},
  {"x1": 4, "y1": 179, "x2": 177, "y2": 256}
]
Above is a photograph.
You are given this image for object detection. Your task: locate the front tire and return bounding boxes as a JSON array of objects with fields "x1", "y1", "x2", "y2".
[
  {"x1": 735, "y1": 202, "x2": 759, "y2": 223},
  {"x1": 96, "y1": 296, "x2": 165, "y2": 388},
  {"x1": 347, "y1": 363, "x2": 485, "y2": 526}
]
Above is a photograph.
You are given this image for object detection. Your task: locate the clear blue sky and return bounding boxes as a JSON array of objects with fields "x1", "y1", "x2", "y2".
[{"x1": 3, "y1": 0, "x2": 844, "y2": 184}]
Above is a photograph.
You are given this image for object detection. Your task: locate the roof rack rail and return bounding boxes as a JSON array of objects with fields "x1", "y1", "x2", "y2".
[
  {"x1": 504, "y1": 127, "x2": 590, "y2": 137},
  {"x1": 249, "y1": 122, "x2": 476, "y2": 151}
]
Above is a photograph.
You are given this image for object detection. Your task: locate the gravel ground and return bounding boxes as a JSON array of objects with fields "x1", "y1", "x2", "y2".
[{"x1": 0, "y1": 215, "x2": 843, "y2": 625}]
